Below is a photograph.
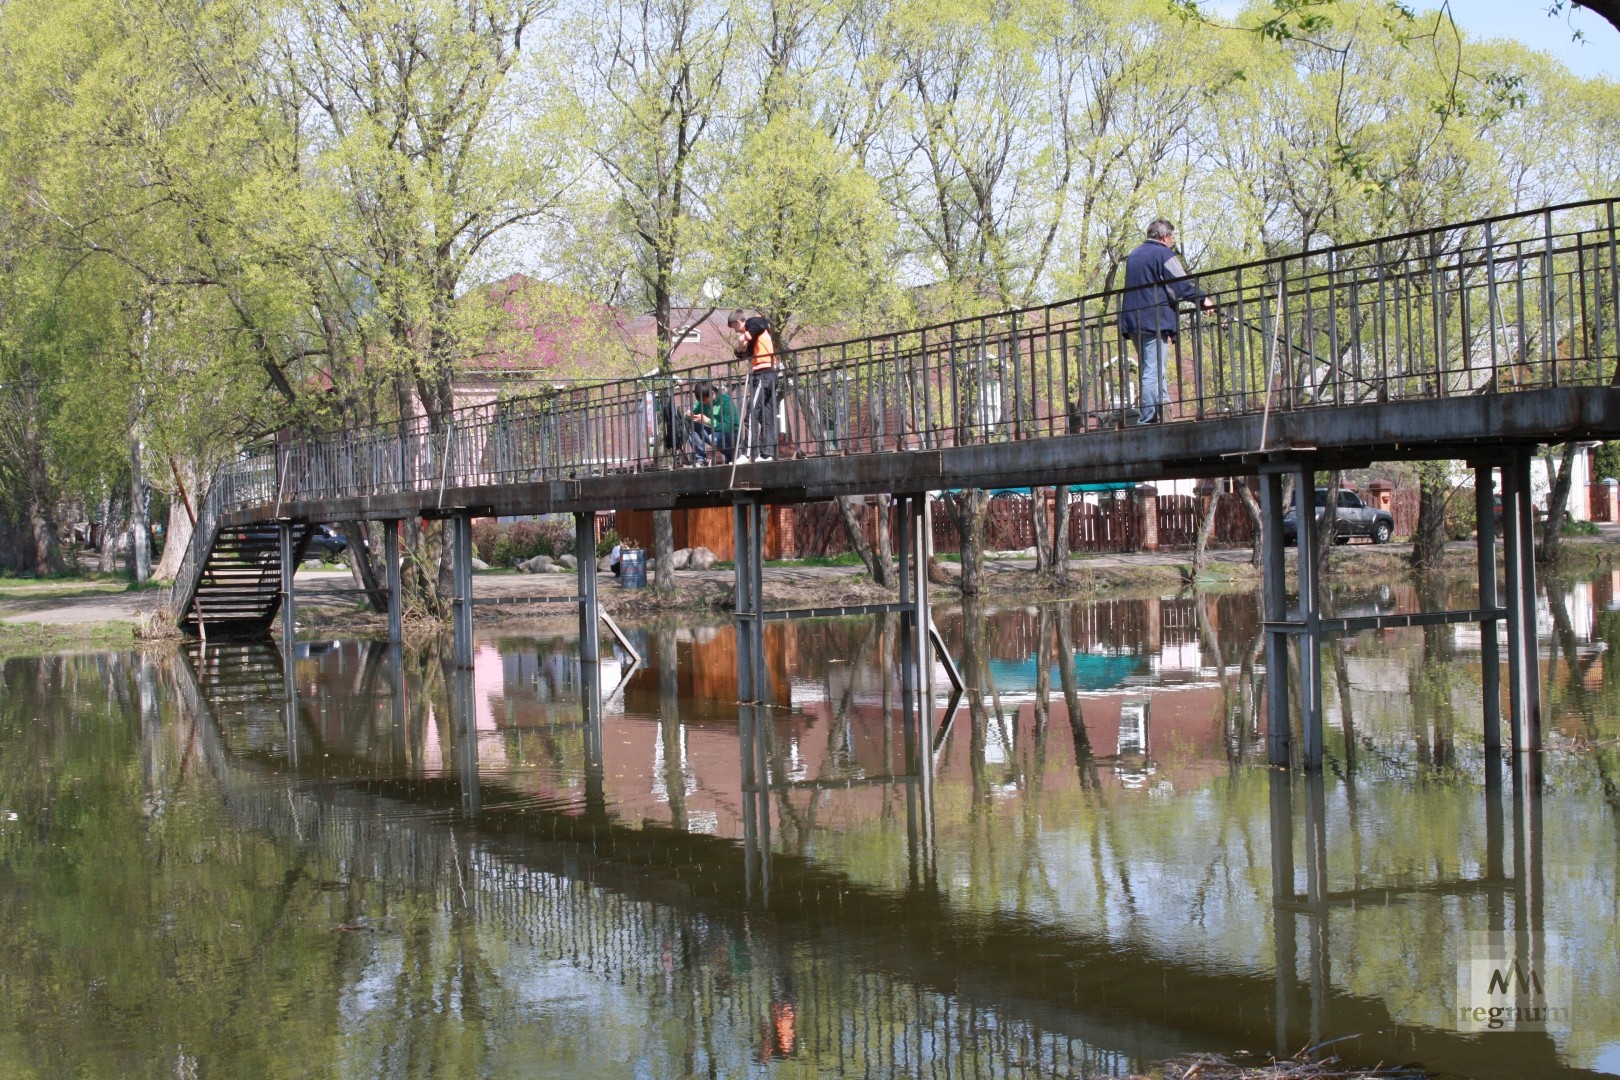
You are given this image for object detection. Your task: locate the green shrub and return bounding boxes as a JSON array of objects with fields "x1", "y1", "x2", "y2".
[
  {"x1": 596, "y1": 528, "x2": 619, "y2": 558},
  {"x1": 1446, "y1": 490, "x2": 1477, "y2": 541},
  {"x1": 473, "y1": 517, "x2": 577, "y2": 566}
]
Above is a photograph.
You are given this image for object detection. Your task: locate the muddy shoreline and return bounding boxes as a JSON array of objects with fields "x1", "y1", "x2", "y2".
[{"x1": 2, "y1": 531, "x2": 1618, "y2": 650}]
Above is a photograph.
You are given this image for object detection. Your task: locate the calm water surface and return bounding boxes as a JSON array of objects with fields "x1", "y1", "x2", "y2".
[{"x1": 4, "y1": 573, "x2": 1620, "y2": 1078}]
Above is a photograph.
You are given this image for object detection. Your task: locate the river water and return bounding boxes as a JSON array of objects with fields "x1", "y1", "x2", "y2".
[{"x1": 3, "y1": 572, "x2": 1620, "y2": 1078}]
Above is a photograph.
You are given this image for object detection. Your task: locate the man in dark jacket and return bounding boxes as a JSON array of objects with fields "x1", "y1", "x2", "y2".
[{"x1": 1119, "y1": 219, "x2": 1214, "y2": 424}]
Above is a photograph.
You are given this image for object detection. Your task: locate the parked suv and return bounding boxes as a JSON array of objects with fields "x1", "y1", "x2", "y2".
[
  {"x1": 1282, "y1": 488, "x2": 1394, "y2": 545},
  {"x1": 305, "y1": 524, "x2": 348, "y2": 559}
]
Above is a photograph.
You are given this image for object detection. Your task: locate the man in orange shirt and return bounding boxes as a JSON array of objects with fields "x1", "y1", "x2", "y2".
[{"x1": 729, "y1": 309, "x2": 780, "y2": 462}]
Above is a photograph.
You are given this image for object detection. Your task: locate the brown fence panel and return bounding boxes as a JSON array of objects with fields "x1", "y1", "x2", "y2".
[
  {"x1": 1157, "y1": 494, "x2": 1200, "y2": 548},
  {"x1": 986, "y1": 493, "x2": 1035, "y2": 550},
  {"x1": 1212, "y1": 492, "x2": 1257, "y2": 547},
  {"x1": 1153, "y1": 491, "x2": 1258, "y2": 550},
  {"x1": 1589, "y1": 482, "x2": 1613, "y2": 522},
  {"x1": 794, "y1": 501, "x2": 852, "y2": 557},
  {"x1": 1388, "y1": 488, "x2": 1419, "y2": 538},
  {"x1": 1068, "y1": 492, "x2": 1136, "y2": 552}
]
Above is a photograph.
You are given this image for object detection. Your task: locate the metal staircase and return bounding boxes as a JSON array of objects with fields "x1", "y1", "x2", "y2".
[{"x1": 172, "y1": 504, "x2": 314, "y2": 634}]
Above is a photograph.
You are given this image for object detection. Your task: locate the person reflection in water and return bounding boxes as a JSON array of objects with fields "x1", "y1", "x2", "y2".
[{"x1": 756, "y1": 986, "x2": 798, "y2": 1062}]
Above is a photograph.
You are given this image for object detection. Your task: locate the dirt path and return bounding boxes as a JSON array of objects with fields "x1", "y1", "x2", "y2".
[{"x1": 5, "y1": 525, "x2": 1617, "y2": 630}]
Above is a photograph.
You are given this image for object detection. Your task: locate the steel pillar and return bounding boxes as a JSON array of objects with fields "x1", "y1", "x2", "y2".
[
  {"x1": 383, "y1": 520, "x2": 403, "y2": 644},
  {"x1": 910, "y1": 495, "x2": 932, "y2": 700},
  {"x1": 1291, "y1": 462, "x2": 1324, "y2": 770},
  {"x1": 387, "y1": 641, "x2": 407, "y2": 764},
  {"x1": 1474, "y1": 464, "x2": 1502, "y2": 754},
  {"x1": 380, "y1": 521, "x2": 403, "y2": 641},
  {"x1": 733, "y1": 494, "x2": 771, "y2": 902},
  {"x1": 740, "y1": 686, "x2": 773, "y2": 905},
  {"x1": 1268, "y1": 771, "x2": 1296, "y2": 1054},
  {"x1": 581, "y1": 652, "x2": 606, "y2": 820},
  {"x1": 450, "y1": 512, "x2": 475, "y2": 669},
  {"x1": 575, "y1": 512, "x2": 599, "y2": 664},
  {"x1": 453, "y1": 667, "x2": 480, "y2": 817},
  {"x1": 1260, "y1": 471, "x2": 1291, "y2": 765},
  {"x1": 1501, "y1": 450, "x2": 1541, "y2": 752},
  {"x1": 279, "y1": 630, "x2": 300, "y2": 769},
  {"x1": 1302, "y1": 772, "x2": 1329, "y2": 1049},
  {"x1": 278, "y1": 521, "x2": 296, "y2": 646},
  {"x1": 732, "y1": 497, "x2": 765, "y2": 703}
]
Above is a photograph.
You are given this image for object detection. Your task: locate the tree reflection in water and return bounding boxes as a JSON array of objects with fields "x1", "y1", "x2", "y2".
[{"x1": 6, "y1": 574, "x2": 1620, "y2": 1077}]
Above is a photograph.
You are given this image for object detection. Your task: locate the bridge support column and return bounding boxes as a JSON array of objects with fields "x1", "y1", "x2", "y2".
[
  {"x1": 1260, "y1": 462, "x2": 1324, "y2": 769},
  {"x1": 581, "y1": 644, "x2": 606, "y2": 820},
  {"x1": 383, "y1": 520, "x2": 403, "y2": 644},
  {"x1": 1473, "y1": 463, "x2": 1502, "y2": 757},
  {"x1": 733, "y1": 494, "x2": 771, "y2": 902},
  {"x1": 453, "y1": 667, "x2": 480, "y2": 818},
  {"x1": 575, "y1": 512, "x2": 599, "y2": 664},
  {"x1": 895, "y1": 493, "x2": 915, "y2": 780},
  {"x1": 1292, "y1": 462, "x2": 1324, "y2": 770},
  {"x1": 450, "y1": 512, "x2": 475, "y2": 669},
  {"x1": 904, "y1": 494, "x2": 936, "y2": 850},
  {"x1": 1268, "y1": 771, "x2": 1297, "y2": 1054},
  {"x1": 1502, "y1": 449, "x2": 1541, "y2": 752},
  {"x1": 1260, "y1": 470, "x2": 1291, "y2": 766},
  {"x1": 278, "y1": 521, "x2": 296, "y2": 645},
  {"x1": 733, "y1": 496, "x2": 766, "y2": 704}
]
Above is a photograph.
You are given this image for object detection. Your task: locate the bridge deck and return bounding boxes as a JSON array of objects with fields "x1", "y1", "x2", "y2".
[
  {"x1": 228, "y1": 387, "x2": 1620, "y2": 525},
  {"x1": 198, "y1": 197, "x2": 1620, "y2": 530}
]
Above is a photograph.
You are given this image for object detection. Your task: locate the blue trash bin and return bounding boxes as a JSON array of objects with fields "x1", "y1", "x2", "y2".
[{"x1": 619, "y1": 548, "x2": 646, "y2": 588}]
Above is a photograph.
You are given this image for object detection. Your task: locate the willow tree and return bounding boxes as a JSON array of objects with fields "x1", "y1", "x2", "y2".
[
  {"x1": 708, "y1": 0, "x2": 906, "y2": 586},
  {"x1": 0, "y1": 0, "x2": 295, "y2": 579},
  {"x1": 272, "y1": 0, "x2": 577, "y2": 612},
  {"x1": 569, "y1": 0, "x2": 732, "y2": 594}
]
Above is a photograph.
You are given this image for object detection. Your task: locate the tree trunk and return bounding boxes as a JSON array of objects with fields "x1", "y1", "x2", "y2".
[
  {"x1": 98, "y1": 493, "x2": 124, "y2": 574},
  {"x1": 1239, "y1": 482, "x2": 1263, "y2": 567},
  {"x1": 873, "y1": 494, "x2": 893, "y2": 587},
  {"x1": 128, "y1": 428, "x2": 150, "y2": 585},
  {"x1": 152, "y1": 491, "x2": 193, "y2": 581},
  {"x1": 836, "y1": 495, "x2": 886, "y2": 586},
  {"x1": 340, "y1": 521, "x2": 389, "y2": 611},
  {"x1": 24, "y1": 442, "x2": 62, "y2": 576},
  {"x1": 653, "y1": 509, "x2": 675, "y2": 592},
  {"x1": 1313, "y1": 469, "x2": 1341, "y2": 574},
  {"x1": 1193, "y1": 488, "x2": 1219, "y2": 572},
  {"x1": 400, "y1": 516, "x2": 450, "y2": 619},
  {"x1": 1539, "y1": 442, "x2": 1578, "y2": 564},
  {"x1": 945, "y1": 488, "x2": 987, "y2": 596},
  {"x1": 1050, "y1": 487, "x2": 1071, "y2": 584},
  {"x1": 1409, "y1": 465, "x2": 1450, "y2": 570},
  {"x1": 1031, "y1": 488, "x2": 1050, "y2": 574}
]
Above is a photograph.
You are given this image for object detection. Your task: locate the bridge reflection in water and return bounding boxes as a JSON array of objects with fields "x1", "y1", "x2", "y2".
[
  {"x1": 170, "y1": 578, "x2": 1620, "y2": 1076},
  {"x1": 171, "y1": 197, "x2": 1620, "y2": 773}
]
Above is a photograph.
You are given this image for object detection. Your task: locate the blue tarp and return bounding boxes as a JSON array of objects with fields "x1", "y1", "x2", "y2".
[
  {"x1": 942, "y1": 483, "x2": 1137, "y2": 497},
  {"x1": 986, "y1": 653, "x2": 1145, "y2": 693}
]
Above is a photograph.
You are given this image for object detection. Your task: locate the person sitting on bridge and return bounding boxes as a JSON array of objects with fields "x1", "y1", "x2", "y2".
[
  {"x1": 1119, "y1": 218, "x2": 1215, "y2": 425},
  {"x1": 729, "y1": 309, "x2": 781, "y2": 463},
  {"x1": 686, "y1": 380, "x2": 737, "y2": 464}
]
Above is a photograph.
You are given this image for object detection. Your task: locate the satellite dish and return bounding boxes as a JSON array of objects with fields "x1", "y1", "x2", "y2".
[{"x1": 701, "y1": 278, "x2": 722, "y2": 303}]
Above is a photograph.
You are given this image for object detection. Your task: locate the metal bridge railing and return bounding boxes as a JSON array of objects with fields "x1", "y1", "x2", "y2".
[{"x1": 219, "y1": 198, "x2": 1620, "y2": 514}]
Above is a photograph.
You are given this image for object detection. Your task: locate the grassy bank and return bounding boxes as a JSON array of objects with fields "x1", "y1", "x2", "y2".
[{"x1": 0, "y1": 620, "x2": 137, "y2": 658}]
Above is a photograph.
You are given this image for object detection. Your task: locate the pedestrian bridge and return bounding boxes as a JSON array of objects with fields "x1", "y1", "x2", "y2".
[{"x1": 171, "y1": 197, "x2": 1620, "y2": 770}]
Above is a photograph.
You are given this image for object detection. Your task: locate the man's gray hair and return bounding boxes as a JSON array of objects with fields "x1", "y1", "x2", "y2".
[{"x1": 1146, "y1": 219, "x2": 1176, "y2": 241}]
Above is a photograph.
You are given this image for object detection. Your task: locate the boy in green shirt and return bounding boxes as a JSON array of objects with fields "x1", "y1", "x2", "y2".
[{"x1": 687, "y1": 380, "x2": 738, "y2": 464}]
